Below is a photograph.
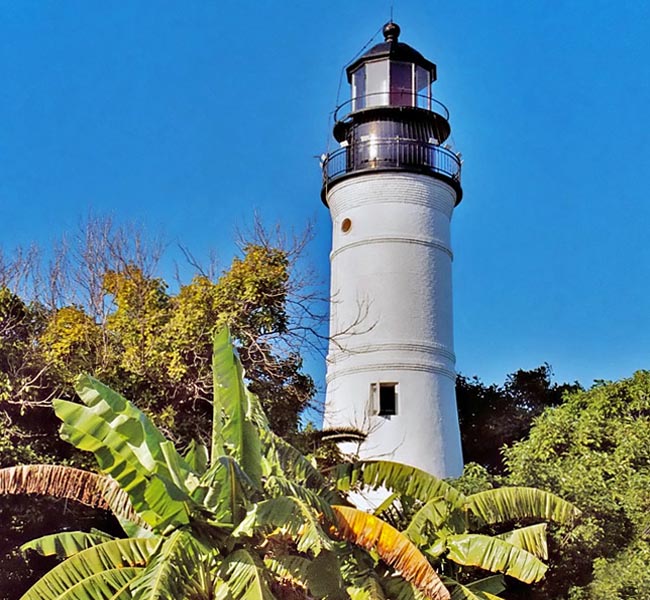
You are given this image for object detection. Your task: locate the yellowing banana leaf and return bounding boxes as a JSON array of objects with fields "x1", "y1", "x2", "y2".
[
  {"x1": 445, "y1": 534, "x2": 547, "y2": 584},
  {"x1": 465, "y1": 487, "x2": 580, "y2": 527},
  {"x1": 331, "y1": 505, "x2": 450, "y2": 600}
]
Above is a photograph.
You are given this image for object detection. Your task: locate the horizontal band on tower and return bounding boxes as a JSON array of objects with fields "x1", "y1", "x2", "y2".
[
  {"x1": 328, "y1": 340, "x2": 456, "y2": 363},
  {"x1": 326, "y1": 361, "x2": 456, "y2": 383},
  {"x1": 330, "y1": 235, "x2": 453, "y2": 261}
]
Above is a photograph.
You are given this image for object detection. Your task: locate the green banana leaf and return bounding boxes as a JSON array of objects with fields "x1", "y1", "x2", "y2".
[
  {"x1": 211, "y1": 328, "x2": 265, "y2": 488},
  {"x1": 495, "y1": 523, "x2": 548, "y2": 560},
  {"x1": 130, "y1": 529, "x2": 204, "y2": 600},
  {"x1": 219, "y1": 548, "x2": 276, "y2": 600},
  {"x1": 21, "y1": 530, "x2": 115, "y2": 558},
  {"x1": 445, "y1": 534, "x2": 547, "y2": 584},
  {"x1": 334, "y1": 461, "x2": 463, "y2": 506},
  {"x1": 183, "y1": 440, "x2": 209, "y2": 475},
  {"x1": 19, "y1": 537, "x2": 157, "y2": 600},
  {"x1": 264, "y1": 475, "x2": 335, "y2": 521},
  {"x1": 244, "y1": 495, "x2": 333, "y2": 555},
  {"x1": 405, "y1": 497, "x2": 465, "y2": 545},
  {"x1": 466, "y1": 487, "x2": 580, "y2": 527},
  {"x1": 445, "y1": 575, "x2": 505, "y2": 600},
  {"x1": 55, "y1": 399, "x2": 192, "y2": 530}
]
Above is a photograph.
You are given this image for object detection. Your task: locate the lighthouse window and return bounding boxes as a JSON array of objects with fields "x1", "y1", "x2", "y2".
[
  {"x1": 365, "y1": 60, "x2": 389, "y2": 107},
  {"x1": 378, "y1": 383, "x2": 398, "y2": 416},
  {"x1": 390, "y1": 61, "x2": 413, "y2": 106},
  {"x1": 351, "y1": 66, "x2": 366, "y2": 111},
  {"x1": 415, "y1": 66, "x2": 431, "y2": 109}
]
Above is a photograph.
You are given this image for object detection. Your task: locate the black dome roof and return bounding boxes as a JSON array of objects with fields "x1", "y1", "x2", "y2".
[{"x1": 346, "y1": 22, "x2": 437, "y2": 82}]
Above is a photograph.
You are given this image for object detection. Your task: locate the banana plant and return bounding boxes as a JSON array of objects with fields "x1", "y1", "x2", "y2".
[
  {"x1": 0, "y1": 329, "x2": 451, "y2": 600},
  {"x1": 333, "y1": 460, "x2": 581, "y2": 599}
]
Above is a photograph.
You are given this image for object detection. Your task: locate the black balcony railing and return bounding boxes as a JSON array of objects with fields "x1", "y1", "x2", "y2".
[
  {"x1": 322, "y1": 138, "x2": 462, "y2": 188},
  {"x1": 334, "y1": 93, "x2": 450, "y2": 123}
]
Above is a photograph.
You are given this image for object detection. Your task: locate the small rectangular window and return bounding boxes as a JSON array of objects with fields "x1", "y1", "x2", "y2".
[{"x1": 379, "y1": 383, "x2": 397, "y2": 416}]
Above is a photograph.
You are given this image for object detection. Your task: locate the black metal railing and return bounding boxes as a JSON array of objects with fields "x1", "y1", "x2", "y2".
[
  {"x1": 322, "y1": 138, "x2": 461, "y2": 186},
  {"x1": 333, "y1": 93, "x2": 450, "y2": 123}
]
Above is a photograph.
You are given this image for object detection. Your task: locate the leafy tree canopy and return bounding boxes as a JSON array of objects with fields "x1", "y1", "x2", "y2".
[
  {"x1": 503, "y1": 371, "x2": 650, "y2": 600},
  {"x1": 456, "y1": 364, "x2": 581, "y2": 473}
]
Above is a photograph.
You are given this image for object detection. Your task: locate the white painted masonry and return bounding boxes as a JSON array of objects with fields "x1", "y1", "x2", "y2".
[{"x1": 324, "y1": 172, "x2": 464, "y2": 477}]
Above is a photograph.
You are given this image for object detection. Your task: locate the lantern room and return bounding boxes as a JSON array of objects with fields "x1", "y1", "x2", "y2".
[
  {"x1": 347, "y1": 22, "x2": 437, "y2": 111},
  {"x1": 323, "y1": 22, "x2": 461, "y2": 204}
]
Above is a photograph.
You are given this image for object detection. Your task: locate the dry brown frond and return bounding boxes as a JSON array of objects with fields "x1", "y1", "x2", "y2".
[{"x1": 0, "y1": 464, "x2": 143, "y2": 526}]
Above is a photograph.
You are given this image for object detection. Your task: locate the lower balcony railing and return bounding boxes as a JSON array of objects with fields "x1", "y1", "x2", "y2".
[{"x1": 322, "y1": 138, "x2": 462, "y2": 187}]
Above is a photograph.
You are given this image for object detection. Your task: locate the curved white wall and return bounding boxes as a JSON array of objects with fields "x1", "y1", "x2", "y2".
[{"x1": 324, "y1": 172, "x2": 463, "y2": 478}]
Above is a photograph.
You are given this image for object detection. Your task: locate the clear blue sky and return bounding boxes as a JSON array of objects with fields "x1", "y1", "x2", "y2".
[{"x1": 2, "y1": 0, "x2": 650, "y2": 393}]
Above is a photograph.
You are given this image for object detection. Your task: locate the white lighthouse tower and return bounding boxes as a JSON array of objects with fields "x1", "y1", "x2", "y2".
[{"x1": 322, "y1": 22, "x2": 464, "y2": 478}]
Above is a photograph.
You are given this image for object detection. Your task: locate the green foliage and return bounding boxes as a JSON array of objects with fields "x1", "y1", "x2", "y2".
[
  {"x1": 0, "y1": 228, "x2": 318, "y2": 597},
  {"x1": 333, "y1": 459, "x2": 579, "y2": 593},
  {"x1": 504, "y1": 371, "x2": 650, "y2": 599},
  {"x1": 456, "y1": 365, "x2": 581, "y2": 473}
]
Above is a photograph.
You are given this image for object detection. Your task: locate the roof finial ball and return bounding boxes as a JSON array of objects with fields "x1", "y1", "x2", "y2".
[{"x1": 383, "y1": 21, "x2": 401, "y2": 42}]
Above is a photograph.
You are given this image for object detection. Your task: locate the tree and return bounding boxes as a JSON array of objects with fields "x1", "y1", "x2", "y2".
[
  {"x1": 0, "y1": 329, "x2": 450, "y2": 600},
  {"x1": 456, "y1": 365, "x2": 581, "y2": 473},
  {"x1": 0, "y1": 329, "x2": 582, "y2": 600},
  {"x1": 503, "y1": 371, "x2": 650, "y2": 599},
  {"x1": 0, "y1": 218, "x2": 323, "y2": 595}
]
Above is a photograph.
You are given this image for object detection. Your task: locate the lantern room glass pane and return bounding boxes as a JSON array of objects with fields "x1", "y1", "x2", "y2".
[
  {"x1": 365, "y1": 60, "x2": 389, "y2": 107},
  {"x1": 390, "y1": 61, "x2": 413, "y2": 106},
  {"x1": 351, "y1": 66, "x2": 366, "y2": 111},
  {"x1": 415, "y1": 66, "x2": 431, "y2": 109}
]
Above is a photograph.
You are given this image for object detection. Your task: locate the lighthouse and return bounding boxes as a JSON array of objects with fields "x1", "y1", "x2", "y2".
[{"x1": 321, "y1": 22, "x2": 464, "y2": 478}]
